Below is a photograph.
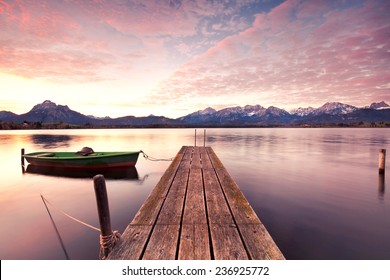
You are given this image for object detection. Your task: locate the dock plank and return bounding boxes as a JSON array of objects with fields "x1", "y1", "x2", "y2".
[
  {"x1": 142, "y1": 224, "x2": 180, "y2": 260},
  {"x1": 179, "y1": 224, "x2": 210, "y2": 260},
  {"x1": 210, "y1": 224, "x2": 248, "y2": 260},
  {"x1": 106, "y1": 225, "x2": 150, "y2": 260},
  {"x1": 182, "y1": 168, "x2": 207, "y2": 225},
  {"x1": 130, "y1": 151, "x2": 184, "y2": 226},
  {"x1": 203, "y1": 169, "x2": 233, "y2": 225},
  {"x1": 191, "y1": 146, "x2": 202, "y2": 169},
  {"x1": 179, "y1": 153, "x2": 210, "y2": 259},
  {"x1": 239, "y1": 223, "x2": 285, "y2": 260}
]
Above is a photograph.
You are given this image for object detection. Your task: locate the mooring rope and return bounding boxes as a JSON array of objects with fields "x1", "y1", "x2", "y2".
[
  {"x1": 140, "y1": 150, "x2": 174, "y2": 161},
  {"x1": 99, "y1": 231, "x2": 121, "y2": 260},
  {"x1": 41, "y1": 195, "x2": 100, "y2": 232},
  {"x1": 41, "y1": 194, "x2": 121, "y2": 260},
  {"x1": 41, "y1": 195, "x2": 70, "y2": 260}
]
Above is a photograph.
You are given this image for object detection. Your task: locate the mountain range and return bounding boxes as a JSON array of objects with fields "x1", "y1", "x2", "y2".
[{"x1": 0, "y1": 100, "x2": 389, "y2": 127}]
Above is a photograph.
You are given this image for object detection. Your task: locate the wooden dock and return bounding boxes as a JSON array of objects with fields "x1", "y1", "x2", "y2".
[{"x1": 107, "y1": 146, "x2": 284, "y2": 260}]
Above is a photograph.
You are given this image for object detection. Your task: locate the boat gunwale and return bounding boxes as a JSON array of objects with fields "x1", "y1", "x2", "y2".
[{"x1": 23, "y1": 151, "x2": 141, "y2": 161}]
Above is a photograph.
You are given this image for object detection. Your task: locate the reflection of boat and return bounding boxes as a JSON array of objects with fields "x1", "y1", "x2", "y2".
[
  {"x1": 25, "y1": 165, "x2": 139, "y2": 180},
  {"x1": 30, "y1": 134, "x2": 73, "y2": 149},
  {"x1": 23, "y1": 150, "x2": 140, "y2": 168}
]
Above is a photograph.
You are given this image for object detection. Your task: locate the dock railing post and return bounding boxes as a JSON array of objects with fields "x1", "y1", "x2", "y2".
[
  {"x1": 93, "y1": 174, "x2": 120, "y2": 259},
  {"x1": 379, "y1": 149, "x2": 386, "y2": 174}
]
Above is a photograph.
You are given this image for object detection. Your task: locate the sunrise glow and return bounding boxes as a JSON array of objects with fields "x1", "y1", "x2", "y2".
[{"x1": 1, "y1": 0, "x2": 389, "y2": 118}]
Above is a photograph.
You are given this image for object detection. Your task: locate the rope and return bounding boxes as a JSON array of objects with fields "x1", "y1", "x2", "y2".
[
  {"x1": 140, "y1": 150, "x2": 174, "y2": 161},
  {"x1": 41, "y1": 195, "x2": 100, "y2": 232},
  {"x1": 100, "y1": 231, "x2": 121, "y2": 260},
  {"x1": 41, "y1": 195, "x2": 70, "y2": 260},
  {"x1": 41, "y1": 194, "x2": 122, "y2": 259}
]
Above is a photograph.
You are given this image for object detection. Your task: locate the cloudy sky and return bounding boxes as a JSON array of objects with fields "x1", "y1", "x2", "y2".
[{"x1": 0, "y1": 0, "x2": 389, "y2": 118}]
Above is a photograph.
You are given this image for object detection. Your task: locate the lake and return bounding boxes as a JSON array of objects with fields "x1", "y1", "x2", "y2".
[{"x1": 0, "y1": 128, "x2": 389, "y2": 260}]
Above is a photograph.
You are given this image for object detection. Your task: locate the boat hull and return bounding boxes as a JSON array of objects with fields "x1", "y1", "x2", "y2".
[
  {"x1": 25, "y1": 165, "x2": 139, "y2": 179},
  {"x1": 23, "y1": 151, "x2": 140, "y2": 168}
]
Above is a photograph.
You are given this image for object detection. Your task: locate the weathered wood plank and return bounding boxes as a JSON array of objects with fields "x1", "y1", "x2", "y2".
[
  {"x1": 203, "y1": 169, "x2": 233, "y2": 225},
  {"x1": 107, "y1": 225, "x2": 150, "y2": 260},
  {"x1": 139, "y1": 147, "x2": 191, "y2": 260},
  {"x1": 206, "y1": 147, "x2": 260, "y2": 224},
  {"x1": 191, "y1": 146, "x2": 202, "y2": 169},
  {"x1": 239, "y1": 224, "x2": 285, "y2": 260},
  {"x1": 130, "y1": 152, "x2": 184, "y2": 226},
  {"x1": 142, "y1": 225, "x2": 180, "y2": 260},
  {"x1": 179, "y1": 224, "x2": 210, "y2": 260},
  {"x1": 210, "y1": 223, "x2": 248, "y2": 260},
  {"x1": 182, "y1": 168, "x2": 206, "y2": 225},
  {"x1": 182, "y1": 146, "x2": 193, "y2": 161},
  {"x1": 179, "y1": 151, "x2": 210, "y2": 259},
  {"x1": 156, "y1": 166, "x2": 189, "y2": 225},
  {"x1": 200, "y1": 147, "x2": 213, "y2": 169},
  {"x1": 202, "y1": 158, "x2": 248, "y2": 260},
  {"x1": 156, "y1": 147, "x2": 191, "y2": 225}
]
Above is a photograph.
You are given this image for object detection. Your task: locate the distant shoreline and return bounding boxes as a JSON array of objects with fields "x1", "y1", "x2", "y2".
[{"x1": 1, "y1": 121, "x2": 389, "y2": 130}]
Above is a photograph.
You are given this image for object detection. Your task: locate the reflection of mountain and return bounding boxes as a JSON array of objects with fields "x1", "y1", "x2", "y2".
[
  {"x1": 25, "y1": 165, "x2": 139, "y2": 180},
  {"x1": 30, "y1": 134, "x2": 74, "y2": 148}
]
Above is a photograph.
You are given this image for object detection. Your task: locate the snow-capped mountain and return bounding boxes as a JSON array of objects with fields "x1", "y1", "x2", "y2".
[
  {"x1": 178, "y1": 107, "x2": 217, "y2": 124},
  {"x1": 291, "y1": 102, "x2": 358, "y2": 117},
  {"x1": 180, "y1": 104, "x2": 292, "y2": 125},
  {"x1": 290, "y1": 101, "x2": 390, "y2": 117},
  {"x1": 178, "y1": 101, "x2": 389, "y2": 125},
  {"x1": 290, "y1": 107, "x2": 315, "y2": 117},
  {"x1": 369, "y1": 101, "x2": 389, "y2": 110},
  {"x1": 312, "y1": 102, "x2": 358, "y2": 115}
]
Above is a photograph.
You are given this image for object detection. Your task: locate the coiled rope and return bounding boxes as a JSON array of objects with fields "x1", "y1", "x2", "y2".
[
  {"x1": 99, "y1": 231, "x2": 121, "y2": 260},
  {"x1": 140, "y1": 150, "x2": 174, "y2": 161},
  {"x1": 41, "y1": 194, "x2": 121, "y2": 260}
]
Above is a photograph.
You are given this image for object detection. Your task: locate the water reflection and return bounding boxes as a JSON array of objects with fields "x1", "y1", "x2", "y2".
[
  {"x1": 30, "y1": 134, "x2": 74, "y2": 148},
  {"x1": 378, "y1": 173, "x2": 385, "y2": 199},
  {"x1": 207, "y1": 134, "x2": 287, "y2": 145},
  {"x1": 24, "y1": 165, "x2": 140, "y2": 180}
]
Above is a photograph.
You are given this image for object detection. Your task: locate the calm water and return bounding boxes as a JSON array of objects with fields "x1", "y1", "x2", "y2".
[{"x1": 0, "y1": 128, "x2": 389, "y2": 260}]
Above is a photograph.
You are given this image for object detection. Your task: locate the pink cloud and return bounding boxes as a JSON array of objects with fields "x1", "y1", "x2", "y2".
[
  {"x1": 0, "y1": 45, "x2": 108, "y2": 82},
  {"x1": 155, "y1": 0, "x2": 390, "y2": 109},
  {"x1": 1, "y1": 0, "x2": 258, "y2": 83}
]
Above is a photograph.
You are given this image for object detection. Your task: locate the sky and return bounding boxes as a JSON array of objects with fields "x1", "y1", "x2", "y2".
[{"x1": 0, "y1": 0, "x2": 389, "y2": 118}]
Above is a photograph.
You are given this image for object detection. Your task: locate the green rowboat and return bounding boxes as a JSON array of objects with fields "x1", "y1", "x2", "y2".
[{"x1": 23, "y1": 151, "x2": 140, "y2": 168}]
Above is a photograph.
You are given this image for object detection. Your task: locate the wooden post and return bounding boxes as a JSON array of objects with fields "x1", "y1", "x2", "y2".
[
  {"x1": 379, "y1": 149, "x2": 386, "y2": 174},
  {"x1": 93, "y1": 174, "x2": 112, "y2": 258},
  {"x1": 21, "y1": 148, "x2": 25, "y2": 166},
  {"x1": 204, "y1": 129, "x2": 206, "y2": 147},
  {"x1": 195, "y1": 129, "x2": 197, "y2": 147},
  {"x1": 378, "y1": 173, "x2": 385, "y2": 195}
]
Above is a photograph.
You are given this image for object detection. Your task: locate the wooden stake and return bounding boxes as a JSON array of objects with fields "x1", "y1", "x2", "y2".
[
  {"x1": 204, "y1": 129, "x2": 206, "y2": 147},
  {"x1": 379, "y1": 149, "x2": 386, "y2": 174},
  {"x1": 21, "y1": 148, "x2": 25, "y2": 166},
  {"x1": 195, "y1": 129, "x2": 197, "y2": 147},
  {"x1": 93, "y1": 175, "x2": 112, "y2": 258},
  {"x1": 378, "y1": 173, "x2": 385, "y2": 195}
]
